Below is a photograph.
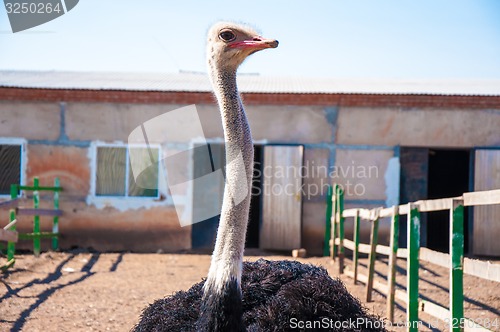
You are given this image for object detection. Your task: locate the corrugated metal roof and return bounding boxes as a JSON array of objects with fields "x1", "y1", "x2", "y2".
[{"x1": 0, "y1": 70, "x2": 499, "y2": 96}]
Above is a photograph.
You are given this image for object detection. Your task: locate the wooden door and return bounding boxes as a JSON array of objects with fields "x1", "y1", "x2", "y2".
[
  {"x1": 260, "y1": 145, "x2": 303, "y2": 250},
  {"x1": 473, "y1": 149, "x2": 500, "y2": 256}
]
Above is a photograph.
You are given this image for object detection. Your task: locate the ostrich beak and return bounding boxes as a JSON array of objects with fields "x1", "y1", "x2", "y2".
[{"x1": 229, "y1": 37, "x2": 279, "y2": 51}]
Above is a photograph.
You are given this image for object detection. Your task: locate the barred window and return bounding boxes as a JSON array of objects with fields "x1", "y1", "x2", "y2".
[{"x1": 0, "y1": 144, "x2": 22, "y2": 195}]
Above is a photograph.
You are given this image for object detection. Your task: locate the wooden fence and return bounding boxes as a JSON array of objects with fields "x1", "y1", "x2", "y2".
[
  {"x1": 1, "y1": 177, "x2": 62, "y2": 271},
  {"x1": 325, "y1": 184, "x2": 500, "y2": 332}
]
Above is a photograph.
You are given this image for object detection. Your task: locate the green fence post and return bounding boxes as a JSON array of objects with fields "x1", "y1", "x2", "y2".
[
  {"x1": 323, "y1": 185, "x2": 333, "y2": 257},
  {"x1": 33, "y1": 177, "x2": 40, "y2": 257},
  {"x1": 366, "y1": 213, "x2": 379, "y2": 302},
  {"x1": 7, "y1": 184, "x2": 18, "y2": 263},
  {"x1": 331, "y1": 184, "x2": 338, "y2": 260},
  {"x1": 450, "y1": 199, "x2": 464, "y2": 332},
  {"x1": 52, "y1": 177, "x2": 60, "y2": 251},
  {"x1": 7, "y1": 209, "x2": 16, "y2": 263},
  {"x1": 387, "y1": 205, "x2": 400, "y2": 322},
  {"x1": 10, "y1": 183, "x2": 17, "y2": 200},
  {"x1": 337, "y1": 185, "x2": 345, "y2": 274},
  {"x1": 407, "y1": 203, "x2": 420, "y2": 332},
  {"x1": 353, "y1": 209, "x2": 360, "y2": 284}
]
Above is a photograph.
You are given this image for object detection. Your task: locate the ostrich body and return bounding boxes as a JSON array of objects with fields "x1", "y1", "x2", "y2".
[{"x1": 134, "y1": 22, "x2": 385, "y2": 332}]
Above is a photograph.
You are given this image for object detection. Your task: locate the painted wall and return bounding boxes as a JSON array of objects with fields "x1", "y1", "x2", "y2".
[
  {"x1": 1, "y1": 99, "x2": 500, "y2": 255},
  {"x1": 337, "y1": 107, "x2": 500, "y2": 147},
  {"x1": 0, "y1": 101, "x2": 191, "y2": 252}
]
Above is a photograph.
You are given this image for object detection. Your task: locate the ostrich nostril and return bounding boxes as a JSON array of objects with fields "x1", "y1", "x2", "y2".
[
  {"x1": 269, "y1": 40, "x2": 279, "y2": 48},
  {"x1": 253, "y1": 37, "x2": 262, "y2": 41}
]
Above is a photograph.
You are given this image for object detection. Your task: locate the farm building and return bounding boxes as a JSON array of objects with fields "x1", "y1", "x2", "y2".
[{"x1": 0, "y1": 71, "x2": 499, "y2": 256}]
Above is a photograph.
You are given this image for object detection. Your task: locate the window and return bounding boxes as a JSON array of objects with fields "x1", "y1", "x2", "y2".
[
  {"x1": 95, "y1": 145, "x2": 160, "y2": 198},
  {"x1": 0, "y1": 144, "x2": 22, "y2": 195}
]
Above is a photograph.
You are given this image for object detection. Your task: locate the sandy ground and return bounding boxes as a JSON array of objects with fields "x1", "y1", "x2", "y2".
[{"x1": 1, "y1": 250, "x2": 499, "y2": 332}]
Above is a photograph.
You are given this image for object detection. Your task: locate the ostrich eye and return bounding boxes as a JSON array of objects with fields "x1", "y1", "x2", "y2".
[{"x1": 219, "y1": 30, "x2": 236, "y2": 42}]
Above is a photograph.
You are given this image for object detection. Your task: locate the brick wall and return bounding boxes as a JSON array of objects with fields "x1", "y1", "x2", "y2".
[{"x1": 1, "y1": 87, "x2": 500, "y2": 109}]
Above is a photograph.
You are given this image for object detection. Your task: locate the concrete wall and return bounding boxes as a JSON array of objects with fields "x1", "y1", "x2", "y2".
[
  {"x1": 337, "y1": 107, "x2": 500, "y2": 147},
  {"x1": 66, "y1": 103, "x2": 188, "y2": 142},
  {"x1": 1, "y1": 99, "x2": 500, "y2": 254},
  {"x1": 0, "y1": 101, "x2": 60, "y2": 140},
  {"x1": 301, "y1": 148, "x2": 331, "y2": 255}
]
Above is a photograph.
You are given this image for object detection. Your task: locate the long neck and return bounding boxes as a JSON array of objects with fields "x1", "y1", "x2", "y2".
[{"x1": 198, "y1": 68, "x2": 254, "y2": 331}]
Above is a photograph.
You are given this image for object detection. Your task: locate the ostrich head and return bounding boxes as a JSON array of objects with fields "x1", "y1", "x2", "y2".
[{"x1": 207, "y1": 22, "x2": 279, "y2": 72}]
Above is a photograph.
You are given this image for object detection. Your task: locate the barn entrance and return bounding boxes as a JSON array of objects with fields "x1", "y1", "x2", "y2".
[
  {"x1": 399, "y1": 148, "x2": 470, "y2": 253},
  {"x1": 246, "y1": 145, "x2": 263, "y2": 248},
  {"x1": 190, "y1": 143, "x2": 264, "y2": 249},
  {"x1": 190, "y1": 143, "x2": 302, "y2": 250},
  {"x1": 427, "y1": 149, "x2": 470, "y2": 253}
]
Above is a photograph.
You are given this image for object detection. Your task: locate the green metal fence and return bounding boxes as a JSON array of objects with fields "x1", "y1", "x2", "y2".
[
  {"x1": 1, "y1": 177, "x2": 62, "y2": 271},
  {"x1": 327, "y1": 184, "x2": 500, "y2": 332}
]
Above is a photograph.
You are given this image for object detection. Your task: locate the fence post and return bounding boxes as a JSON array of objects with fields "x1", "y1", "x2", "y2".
[
  {"x1": 52, "y1": 177, "x2": 60, "y2": 251},
  {"x1": 337, "y1": 185, "x2": 345, "y2": 274},
  {"x1": 331, "y1": 184, "x2": 338, "y2": 260},
  {"x1": 7, "y1": 209, "x2": 16, "y2": 263},
  {"x1": 450, "y1": 198, "x2": 464, "y2": 332},
  {"x1": 33, "y1": 177, "x2": 40, "y2": 257},
  {"x1": 366, "y1": 211, "x2": 379, "y2": 302},
  {"x1": 324, "y1": 185, "x2": 333, "y2": 257},
  {"x1": 387, "y1": 205, "x2": 400, "y2": 322},
  {"x1": 7, "y1": 184, "x2": 17, "y2": 262},
  {"x1": 353, "y1": 209, "x2": 360, "y2": 284},
  {"x1": 10, "y1": 183, "x2": 17, "y2": 200},
  {"x1": 407, "y1": 203, "x2": 420, "y2": 332}
]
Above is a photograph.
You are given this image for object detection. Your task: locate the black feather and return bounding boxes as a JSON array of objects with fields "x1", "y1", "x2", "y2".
[{"x1": 132, "y1": 259, "x2": 386, "y2": 332}]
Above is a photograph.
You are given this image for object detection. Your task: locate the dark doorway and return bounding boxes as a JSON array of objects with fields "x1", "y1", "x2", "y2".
[
  {"x1": 399, "y1": 148, "x2": 470, "y2": 253},
  {"x1": 191, "y1": 143, "x2": 225, "y2": 249},
  {"x1": 247, "y1": 145, "x2": 263, "y2": 248},
  {"x1": 399, "y1": 148, "x2": 428, "y2": 249},
  {"x1": 191, "y1": 143, "x2": 263, "y2": 249},
  {"x1": 427, "y1": 149, "x2": 470, "y2": 253}
]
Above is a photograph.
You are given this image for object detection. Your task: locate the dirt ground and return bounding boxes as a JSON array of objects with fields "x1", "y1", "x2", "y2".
[{"x1": 1, "y1": 250, "x2": 499, "y2": 332}]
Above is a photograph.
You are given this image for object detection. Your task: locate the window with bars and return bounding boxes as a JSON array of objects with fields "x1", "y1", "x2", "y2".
[
  {"x1": 95, "y1": 145, "x2": 160, "y2": 198},
  {"x1": 0, "y1": 144, "x2": 22, "y2": 195}
]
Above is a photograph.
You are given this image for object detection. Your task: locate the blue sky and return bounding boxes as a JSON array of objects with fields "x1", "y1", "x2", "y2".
[{"x1": 1, "y1": 0, "x2": 499, "y2": 79}]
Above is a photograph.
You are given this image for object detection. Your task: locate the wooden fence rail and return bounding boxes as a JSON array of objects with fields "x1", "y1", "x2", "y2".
[
  {"x1": 327, "y1": 185, "x2": 500, "y2": 332},
  {"x1": 0, "y1": 218, "x2": 18, "y2": 243}
]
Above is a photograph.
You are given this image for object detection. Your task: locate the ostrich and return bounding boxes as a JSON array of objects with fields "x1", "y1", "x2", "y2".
[{"x1": 133, "y1": 22, "x2": 386, "y2": 332}]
